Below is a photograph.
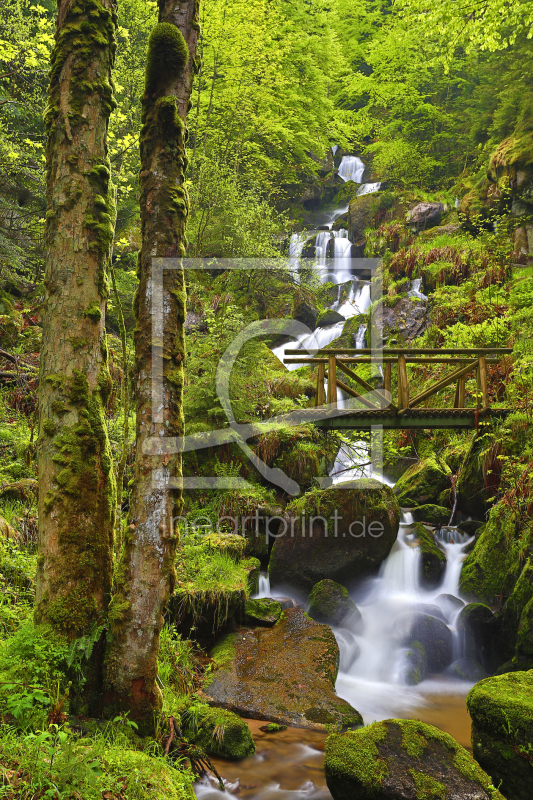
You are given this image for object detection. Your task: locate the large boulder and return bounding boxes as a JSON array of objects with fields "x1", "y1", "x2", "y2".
[
  {"x1": 379, "y1": 297, "x2": 429, "y2": 343},
  {"x1": 412, "y1": 504, "x2": 450, "y2": 525},
  {"x1": 316, "y1": 309, "x2": 345, "y2": 327},
  {"x1": 457, "y1": 603, "x2": 498, "y2": 673},
  {"x1": 495, "y1": 559, "x2": 533, "y2": 671},
  {"x1": 307, "y1": 579, "x2": 363, "y2": 631},
  {"x1": 269, "y1": 480, "x2": 400, "y2": 593},
  {"x1": 406, "y1": 202, "x2": 445, "y2": 230},
  {"x1": 468, "y1": 671, "x2": 533, "y2": 800},
  {"x1": 393, "y1": 458, "x2": 451, "y2": 507},
  {"x1": 325, "y1": 719, "x2": 505, "y2": 800},
  {"x1": 400, "y1": 612, "x2": 453, "y2": 672},
  {"x1": 203, "y1": 607, "x2": 363, "y2": 730}
]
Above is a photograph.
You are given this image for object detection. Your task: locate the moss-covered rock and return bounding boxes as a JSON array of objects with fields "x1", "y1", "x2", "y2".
[
  {"x1": 307, "y1": 579, "x2": 363, "y2": 630},
  {"x1": 404, "y1": 641, "x2": 427, "y2": 686},
  {"x1": 457, "y1": 604, "x2": 498, "y2": 673},
  {"x1": 436, "y1": 594, "x2": 465, "y2": 621},
  {"x1": 400, "y1": 612, "x2": 453, "y2": 672},
  {"x1": 183, "y1": 706, "x2": 255, "y2": 761},
  {"x1": 269, "y1": 479, "x2": 400, "y2": 593},
  {"x1": 243, "y1": 598, "x2": 282, "y2": 627},
  {"x1": 411, "y1": 505, "x2": 450, "y2": 525},
  {"x1": 0, "y1": 478, "x2": 38, "y2": 502},
  {"x1": 456, "y1": 437, "x2": 489, "y2": 520},
  {"x1": 241, "y1": 556, "x2": 261, "y2": 596},
  {"x1": 203, "y1": 608, "x2": 363, "y2": 730},
  {"x1": 460, "y1": 504, "x2": 519, "y2": 605},
  {"x1": 324, "y1": 719, "x2": 504, "y2": 800},
  {"x1": 393, "y1": 458, "x2": 451, "y2": 507},
  {"x1": 316, "y1": 309, "x2": 345, "y2": 327},
  {"x1": 447, "y1": 657, "x2": 487, "y2": 682},
  {"x1": 412, "y1": 522, "x2": 447, "y2": 590},
  {"x1": 496, "y1": 559, "x2": 533, "y2": 670},
  {"x1": 468, "y1": 671, "x2": 533, "y2": 800}
]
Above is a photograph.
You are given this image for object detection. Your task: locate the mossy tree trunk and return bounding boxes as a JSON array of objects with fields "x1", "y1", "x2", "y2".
[
  {"x1": 35, "y1": 0, "x2": 117, "y2": 649},
  {"x1": 104, "y1": 0, "x2": 199, "y2": 730}
]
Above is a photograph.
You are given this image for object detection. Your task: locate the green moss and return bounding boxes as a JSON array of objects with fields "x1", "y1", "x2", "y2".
[
  {"x1": 42, "y1": 418, "x2": 56, "y2": 436},
  {"x1": 84, "y1": 301, "x2": 102, "y2": 322},
  {"x1": 210, "y1": 633, "x2": 236, "y2": 671},
  {"x1": 244, "y1": 598, "x2": 282, "y2": 626},
  {"x1": 409, "y1": 770, "x2": 445, "y2": 800},
  {"x1": 307, "y1": 579, "x2": 359, "y2": 627},
  {"x1": 467, "y1": 671, "x2": 533, "y2": 745},
  {"x1": 145, "y1": 23, "x2": 189, "y2": 93},
  {"x1": 69, "y1": 337, "x2": 88, "y2": 350},
  {"x1": 183, "y1": 706, "x2": 255, "y2": 761},
  {"x1": 45, "y1": 373, "x2": 66, "y2": 390},
  {"x1": 263, "y1": 722, "x2": 287, "y2": 732},
  {"x1": 325, "y1": 724, "x2": 389, "y2": 794},
  {"x1": 393, "y1": 457, "x2": 451, "y2": 507}
]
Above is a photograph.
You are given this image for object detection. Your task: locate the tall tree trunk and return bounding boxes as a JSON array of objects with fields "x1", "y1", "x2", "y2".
[
  {"x1": 105, "y1": 0, "x2": 199, "y2": 731},
  {"x1": 35, "y1": 0, "x2": 117, "y2": 649}
]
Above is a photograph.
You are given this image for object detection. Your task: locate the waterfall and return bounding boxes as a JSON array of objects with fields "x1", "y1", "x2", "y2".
[
  {"x1": 338, "y1": 155, "x2": 365, "y2": 184},
  {"x1": 357, "y1": 181, "x2": 381, "y2": 196},
  {"x1": 408, "y1": 278, "x2": 427, "y2": 300},
  {"x1": 334, "y1": 515, "x2": 475, "y2": 723}
]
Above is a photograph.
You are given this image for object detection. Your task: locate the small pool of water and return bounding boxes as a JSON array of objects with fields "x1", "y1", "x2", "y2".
[{"x1": 194, "y1": 696, "x2": 472, "y2": 800}]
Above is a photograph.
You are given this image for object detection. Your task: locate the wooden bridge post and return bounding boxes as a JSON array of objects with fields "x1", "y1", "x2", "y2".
[
  {"x1": 316, "y1": 363, "x2": 325, "y2": 407},
  {"x1": 479, "y1": 355, "x2": 489, "y2": 410},
  {"x1": 397, "y1": 353, "x2": 409, "y2": 411},
  {"x1": 454, "y1": 376, "x2": 466, "y2": 409},
  {"x1": 327, "y1": 355, "x2": 337, "y2": 407},
  {"x1": 384, "y1": 361, "x2": 392, "y2": 398},
  {"x1": 476, "y1": 363, "x2": 482, "y2": 409}
]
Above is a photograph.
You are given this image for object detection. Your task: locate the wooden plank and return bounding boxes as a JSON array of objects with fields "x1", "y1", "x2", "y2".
[
  {"x1": 286, "y1": 347, "x2": 513, "y2": 355},
  {"x1": 283, "y1": 357, "x2": 501, "y2": 365},
  {"x1": 400, "y1": 360, "x2": 478, "y2": 413},
  {"x1": 398, "y1": 353, "x2": 409, "y2": 411},
  {"x1": 335, "y1": 358, "x2": 398, "y2": 411},
  {"x1": 458, "y1": 376, "x2": 465, "y2": 408},
  {"x1": 479, "y1": 355, "x2": 489, "y2": 409}
]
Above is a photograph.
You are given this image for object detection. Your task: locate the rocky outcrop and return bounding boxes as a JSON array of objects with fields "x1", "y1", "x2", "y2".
[
  {"x1": 325, "y1": 719, "x2": 505, "y2": 800},
  {"x1": 378, "y1": 297, "x2": 429, "y2": 343},
  {"x1": 406, "y1": 202, "x2": 445, "y2": 230},
  {"x1": 269, "y1": 480, "x2": 400, "y2": 593},
  {"x1": 204, "y1": 608, "x2": 363, "y2": 730},
  {"x1": 307, "y1": 579, "x2": 363, "y2": 630},
  {"x1": 456, "y1": 436, "x2": 488, "y2": 520},
  {"x1": 393, "y1": 457, "x2": 452, "y2": 507},
  {"x1": 411, "y1": 504, "x2": 450, "y2": 525},
  {"x1": 316, "y1": 309, "x2": 345, "y2": 327},
  {"x1": 400, "y1": 611, "x2": 453, "y2": 672},
  {"x1": 468, "y1": 671, "x2": 533, "y2": 800}
]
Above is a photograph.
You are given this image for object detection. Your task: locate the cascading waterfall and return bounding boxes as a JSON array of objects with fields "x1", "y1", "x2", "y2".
[
  {"x1": 334, "y1": 513, "x2": 474, "y2": 723},
  {"x1": 408, "y1": 278, "x2": 427, "y2": 300},
  {"x1": 338, "y1": 155, "x2": 365, "y2": 183}
]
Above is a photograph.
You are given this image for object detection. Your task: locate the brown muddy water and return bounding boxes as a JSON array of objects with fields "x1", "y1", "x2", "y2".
[{"x1": 194, "y1": 692, "x2": 472, "y2": 800}]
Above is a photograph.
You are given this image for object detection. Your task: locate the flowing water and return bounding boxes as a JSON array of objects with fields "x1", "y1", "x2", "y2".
[{"x1": 195, "y1": 154, "x2": 474, "y2": 799}]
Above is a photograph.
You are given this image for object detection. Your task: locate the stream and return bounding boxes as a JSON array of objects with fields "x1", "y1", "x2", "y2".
[{"x1": 194, "y1": 154, "x2": 474, "y2": 800}]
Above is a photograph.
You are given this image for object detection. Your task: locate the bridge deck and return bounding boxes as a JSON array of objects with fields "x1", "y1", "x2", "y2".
[{"x1": 312, "y1": 407, "x2": 511, "y2": 430}]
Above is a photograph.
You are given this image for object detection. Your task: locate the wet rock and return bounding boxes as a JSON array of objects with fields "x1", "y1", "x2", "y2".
[
  {"x1": 457, "y1": 603, "x2": 498, "y2": 673},
  {"x1": 393, "y1": 457, "x2": 451, "y2": 507},
  {"x1": 379, "y1": 297, "x2": 429, "y2": 344},
  {"x1": 436, "y1": 594, "x2": 465, "y2": 621},
  {"x1": 242, "y1": 557, "x2": 261, "y2": 595},
  {"x1": 413, "y1": 603, "x2": 447, "y2": 623},
  {"x1": 400, "y1": 611, "x2": 453, "y2": 672},
  {"x1": 456, "y1": 437, "x2": 489, "y2": 520},
  {"x1": 307, "y1": 579, "x2": 363, "y2": 631},
  {"x1": 183, "y1": 706, "x2": 256, "y2": 761},
  {"x1": 412, "y1": 522, "x2": 446, "y2": 590},
  {"x1": 336, "y1": 629, "x2": 361, "y2": 672},
  {"x1": 294, "y1": 301, "x2": 319, "y2": 331},
  {"x1": 406, "y1": 201, "x2": 445, "y2": 230},
  {"x1": 316, "y1": 309, "x2": 345, "y2": 327},
  {"x1": 243, "y1": 598, "x2": 282, "y2": 627},
  {"x1": 204, "y1": 607, "x2": 363, "y2": 730},
  {"x1": 271, "y1": 595, "x2": 297, "y2": 610},
  {"x1": 269, "y1": 479, "x2": 400, "y2": 593},
  {"x1": 457, "y1": 518, "x2": 485, "y2": 537},
  {"x1": 0, "y1": 478, "x2": 38, "y2": 502},
  {"x1": 447, "y1": 657, "x2": 487, "y2": 682},
  {"x1": 468, "y1": 671, "x2": 533, "y2": 800},
  {"x1": 404, "y1": 641, "x2": 427, "y2": 685},
  {"x1": 325, "y1": 719, "x2": 504, "y2": 800},
  {"x1": 411, "y1": 504, "x2": 450, "y2": 526}
]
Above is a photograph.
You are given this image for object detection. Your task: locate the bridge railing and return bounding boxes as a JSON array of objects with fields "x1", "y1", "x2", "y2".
[{"x1": 283, "y1": 348, "x2": 513, "y2": 414}]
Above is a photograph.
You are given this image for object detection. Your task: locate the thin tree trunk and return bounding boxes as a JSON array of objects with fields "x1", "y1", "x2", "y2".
[
  {"x1": 105, "y1": 0, "x2": 199, "y2": 732},
  {"x1": 35, "y1": 0, "x2": 117, "y2": 654}
]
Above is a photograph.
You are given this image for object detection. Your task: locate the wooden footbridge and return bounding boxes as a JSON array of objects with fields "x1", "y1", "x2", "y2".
[{"x1": 283, "y1": 347, "x2": 513, "y2": 430}]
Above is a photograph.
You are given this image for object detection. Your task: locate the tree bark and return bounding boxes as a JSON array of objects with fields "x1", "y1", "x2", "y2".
[
  {"x1": 35, "y1": 0, "x2": 117, "y2": 646},
  {"x1": 105, "y1": 0, "x2": 199, "y2": 731}
]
